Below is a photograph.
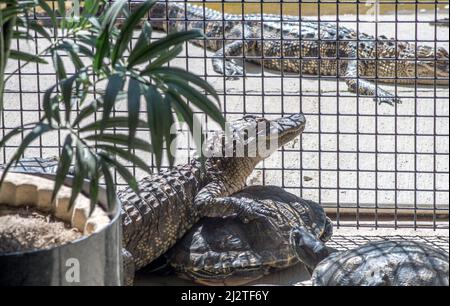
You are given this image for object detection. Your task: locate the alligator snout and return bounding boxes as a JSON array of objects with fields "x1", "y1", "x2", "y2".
[{"x1": 276, "y1": 113, "x2": 306, "y2": 130}]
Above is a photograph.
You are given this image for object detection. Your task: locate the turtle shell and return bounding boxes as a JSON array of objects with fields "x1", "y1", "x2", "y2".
[
  {"x1": 167, "y1": 185, "x2": 332, "y2": 285},
  {"x1": 312, "y1": 240, "x2": 449, "y2": 286}
]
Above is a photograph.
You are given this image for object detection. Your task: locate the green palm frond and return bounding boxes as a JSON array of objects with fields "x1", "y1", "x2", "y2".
[{"x1": 0, "y1": 0, "x2": 224, "y2": 213}]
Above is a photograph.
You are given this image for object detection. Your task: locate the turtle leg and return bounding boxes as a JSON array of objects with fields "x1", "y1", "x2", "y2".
[
  {"x1": 122, "y1": 248, "x2": 136, "y2": 286},
  {"x1": 291, "y1": 227, "x2": 336, "y2": 272}
]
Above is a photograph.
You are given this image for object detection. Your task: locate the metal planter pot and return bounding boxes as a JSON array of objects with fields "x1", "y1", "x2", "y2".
[{"x1": 0, "y1": 173, "x2": 123, "y2": 286}]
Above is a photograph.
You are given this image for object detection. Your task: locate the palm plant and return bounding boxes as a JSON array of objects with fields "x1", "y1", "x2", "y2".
[{"x1": 0, "y1": 0, "x2": 224, "y2": 213}]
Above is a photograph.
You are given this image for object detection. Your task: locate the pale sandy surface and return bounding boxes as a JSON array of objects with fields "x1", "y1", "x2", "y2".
[{"x1": 3, "y1": 11, "x2": 447, "y2": 214}]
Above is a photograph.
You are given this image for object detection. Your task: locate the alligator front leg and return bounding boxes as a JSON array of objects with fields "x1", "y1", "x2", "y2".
[
  {"x1": 343, "y1": 48, "x2": 401, "y2": 106},
  {"x1": 194, "y1": 182, "x2": 277, "y2": 223},
  {"x1": 203, "y1": 196, "x2": 278, "y2": 223},
  {"x1": 211, "y1": 25, "x2": 258, "y2": 79},
  {"x1": 212, "y1": 40, "x2": 245, "y2": 79},
  {"x1": 344, "y1": 73, "x2": 401, "y2": 106}
]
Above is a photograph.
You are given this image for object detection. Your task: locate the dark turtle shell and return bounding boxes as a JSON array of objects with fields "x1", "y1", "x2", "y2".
[
  {"x1": 312, "y1": 240, "x2": 449, "y2": 286},
  {"x1": 167, "y1": 185, "x2": 332, "y2": 285}
]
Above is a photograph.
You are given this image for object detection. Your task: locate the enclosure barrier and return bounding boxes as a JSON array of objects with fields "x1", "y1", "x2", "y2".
[{"x1": 1, "y1": 0, "x2": 449, "y2": 232}]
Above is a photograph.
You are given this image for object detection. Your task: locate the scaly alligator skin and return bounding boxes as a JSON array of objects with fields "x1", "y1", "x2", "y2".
[
  {"x1": 147, "y1": 2, "x2": 449, "y2": 105},
  {"x1": 119, "y1": 113, "x2": 305, "y2": 285},
  {"x1": 2, "y1": 114, "x2": 306, "y2": 285}
]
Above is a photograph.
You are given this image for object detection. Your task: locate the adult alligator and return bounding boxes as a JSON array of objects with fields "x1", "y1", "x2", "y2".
[
  {"x1": 2, "y1": 113, "x2": 306, "y2": 285},
  {"x1": 146, "y1": 2, "x2": 449, "y2": 105}
]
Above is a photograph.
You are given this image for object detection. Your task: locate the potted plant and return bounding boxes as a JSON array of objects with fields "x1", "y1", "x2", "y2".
[{"x1": 0, "y1": 0, "x2": 224, "y2": 285}]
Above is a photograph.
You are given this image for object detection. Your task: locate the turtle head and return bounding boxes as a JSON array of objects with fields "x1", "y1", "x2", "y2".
[{"x1": 291, "y1": 226, "x2": 334, "y2": 271}]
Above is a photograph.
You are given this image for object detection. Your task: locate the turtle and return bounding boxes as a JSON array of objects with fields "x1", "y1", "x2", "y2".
[
  {"x1": 291, "y1": 227, "x2": 449, "y2": 286},
  {"x1": 166, "y1": 185, "x2": 333, "y2": 285}
]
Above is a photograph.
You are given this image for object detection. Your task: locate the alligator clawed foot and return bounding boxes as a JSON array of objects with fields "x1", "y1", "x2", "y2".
[
  {"x1": 237, "y1": 198, "x2": 278, "y2": 223},
  {"x1": 375, "y1": 89, "x2": 402, "y2": 106},
  {"x1": 223, "y1": 62, "x2": 244, "y2": 80},
  {"x1": 376, "y1": 96, "x2": 402, "y2": 106}
]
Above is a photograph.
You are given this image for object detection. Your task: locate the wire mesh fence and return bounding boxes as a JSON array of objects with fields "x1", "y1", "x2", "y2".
[{"x1": 1, "y1": 0, "x2": 449, "y2": 230}]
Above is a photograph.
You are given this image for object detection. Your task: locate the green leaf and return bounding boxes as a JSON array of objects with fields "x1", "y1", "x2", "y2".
[
  {"x1": 12, "y1": 30, "x2": 33, "y2": 40},
  {"x1": 145, "y1": 66, "x2": 220, "y2": 101},
  {"x1": 128, "y1": 30, "x2": 203, "y2": 67},
  {"x1": 55, "y1": 41, "x2": 86, "y2": 70},
  {"x1": 166, "y1": 79, "x2": 224, "y2": 128},
  {"x1": 167, "y1": 89, "x2": 205, "y2": 162},
  {"x1": 143, "y1": 84, "x2": 164, "y2": 169},
  {"x1": 52, "y1": 51, "x2": 67, "y2": 81},
  {"x1": 88, "y1": 172, "x2": 99, "y2": 215},
  {"x1": 51, "y1": 134, "x2": 73, "y2": 204},
  {"x1": 0, "y1": 123, "x2": 51, "y2": 187},
  {"x1": 112, "y1": 0, "x2": 157, "y2": 66},
  {"x1": 85, "y1": 133, "x2": 152, "y2": 152},
  {"x1": 57, "y1": 0, "x2": 66, "y2": 17},
  {"x1": 127, "y1": 77, "x2": 141, "y2": 147},
  {"x1": 101, "y1": 0, "x2": 126, "y2": 31},
  {"x1": 96, "y1": 144, "x2": 152, "y2": 175},
  {"x1": 37, "y1": 0, "x2": 57, "y2": 32},
  {"x1": 143, "y1": 44, "x2": 182, "y2": 70},
  {"x1": 93, "y1": 27, "x2": 109, "y2": 71},
  {"x1": 100, "y1": 159, "x2": 116, "y2": 213},
  {"x1": 68, "y1": 140, "x2": 87, "y2": 210},
  {"x1": 131, "y1": 21, "x2": 152, "y2": 59},
  {"x1": 88, "y1": 16, "x2": 102, "y2": 30},
  {"x1": 42, "y1": 84, "x2": 57, "y2": 125},
  {"x1": 101, "y1": 73, "x2": 124, "y2": 131},
  {"x1": 27, "y1": 20, "x2": 52, "y2": 41},
  {"x1": 98, "y1": 152, "x2": 139, "y2": 194},
  {"x1": 161, "y1": 94, "x2": 176, "y2": 167},
  {"x1": 72, "y1": 98, "x2": 102, "y2": 128},
  {"x1": 9, "y1": 49, "x2": 48, "y2": 64},
  {"x1": 167, "y1": 89, "x2": 194, "y2": 128},
  {"x1": 77, "y1": 33, "x2": 97, "y2": 48},
  {"x1": 71, "y1": 93, "x2": 127, "y2": 128},
  {"x1": 60, "y1": 74, "x2": 78, "y2": 122},
  {"x1": 80, "y1": 141, "x2": 97, "y2": 177},
  {"x1": 0, "y1": 126, "x2": 23, "y2": 150},
  {"x1": 0, "y1": 7, "x2": 22, "y2": 25},
  {"x1": 84, "y1": 0, "x2": 102, "y2": 16}
]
